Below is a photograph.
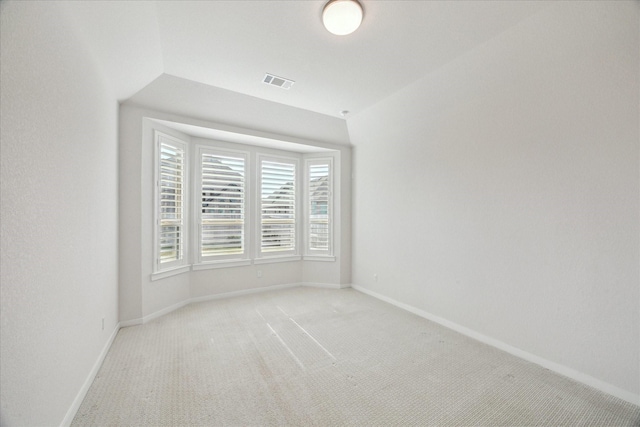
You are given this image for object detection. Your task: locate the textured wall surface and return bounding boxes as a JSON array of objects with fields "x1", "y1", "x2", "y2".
[
  {"x1": 348, "y1": 1, "x2": 639, "y2": 400},
  {"x1": 0, "y1": 1, "x2": 119, "y2": 425}
]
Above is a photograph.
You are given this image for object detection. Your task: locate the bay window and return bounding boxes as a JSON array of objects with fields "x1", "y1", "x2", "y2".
[{"x1": 152, "y1": 127, "x2": 337, "y2": 276}]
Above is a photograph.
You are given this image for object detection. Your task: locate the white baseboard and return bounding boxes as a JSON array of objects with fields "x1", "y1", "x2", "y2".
[
  {"x1": 121, "y1": 283, "x2": 350, "y2": 328},
  {"x1": 60, "y1": 322, "x2": 121, "y2": 427},
  {"x1": 351, "y1": 284, "x2": 640, "y2": 406},
  {"x1": 137, "y1": 283, "x2": 350, "y2": 321},
  {"x1": 302, "y1": 282, "x2": 351, "y2": 289},
  {"x1": 120, "y1": 302, "x2": 191, "y2": 327},
  {"x1": 143, "y1": 300, "x2": 190, "y2": 324},
  {"x1": 190, "y1": 283, "x2": 300, "y2": 304},
  {"x1": 119, "y1": 318, "x2": 142, "y2": 328}
]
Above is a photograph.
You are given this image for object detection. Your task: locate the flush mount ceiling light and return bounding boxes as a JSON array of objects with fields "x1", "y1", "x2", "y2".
[{"x1": 322, "y1": 0, "x2": 363, "y2": 36}]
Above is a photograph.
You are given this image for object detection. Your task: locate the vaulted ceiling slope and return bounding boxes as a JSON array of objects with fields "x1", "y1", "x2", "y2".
[{"x1": 61, "y1": 0, "x2": 550, "y2": 119}]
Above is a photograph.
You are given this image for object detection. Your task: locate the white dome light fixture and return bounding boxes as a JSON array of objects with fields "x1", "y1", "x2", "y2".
[{"x1": 322, "y1": 0, "x2": 363, "y2": 36}]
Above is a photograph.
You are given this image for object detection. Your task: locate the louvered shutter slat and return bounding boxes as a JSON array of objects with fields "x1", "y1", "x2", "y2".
[
  {"x1": 308, "y1": 163, "x2": 330, "y2": 252},
  {"x1": 200, "y1": 153, "x2": 245, "y2": 257},
  {"x1": 158, "y1": 141, "x2": 184, "y2": 264},
  {"x1": 261, "y1": 160, "x2": 296, "y2": 253}
]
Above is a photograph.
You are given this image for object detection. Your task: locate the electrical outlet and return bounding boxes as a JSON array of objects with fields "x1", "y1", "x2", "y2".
[
  {"x1": 257, "y1": 270, "x2": 263, "y2": 278},
  {"x1": 373, "y1": 273, "x2": 378, "y2": 282}
]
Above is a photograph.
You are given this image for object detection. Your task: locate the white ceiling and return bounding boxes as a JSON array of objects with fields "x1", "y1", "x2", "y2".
[{"x1": 61, "y1": 0, "x2": 550, "y2": 119}]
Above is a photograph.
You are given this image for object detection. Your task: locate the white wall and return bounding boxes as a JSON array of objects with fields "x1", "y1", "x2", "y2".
[
  {"x1": 348, "y1": 1, "x2": 639, "y2": 402},
  {"x1": 0, "y1": 1, "x2": 119, "y2": 425}
]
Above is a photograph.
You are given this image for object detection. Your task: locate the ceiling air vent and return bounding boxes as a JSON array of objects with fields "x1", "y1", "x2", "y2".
[{"x1": 263, "y1": 73, "x2": 294, "y2": 90}]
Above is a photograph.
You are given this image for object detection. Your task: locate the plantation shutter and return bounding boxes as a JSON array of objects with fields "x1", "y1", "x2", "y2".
[
  {"x1": 158, "y1": 139, "x2": 185, "y2": 265},
  {"x1": 200, "y1": 153, "x2": 245, "y2": 259},
  {"x1": 261, "y1": 160, "x2": 296, "y2": 253},
  {"x1": 308, "y1": 162, "x2": 331, "y2": 252}
]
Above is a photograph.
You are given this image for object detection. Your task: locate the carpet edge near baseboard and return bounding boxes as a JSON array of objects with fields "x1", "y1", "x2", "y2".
[
  {"x1": 60, "y1": 322, "x2": 121, "y2": 427},
  {"x1": 350, "y1": 283, "x2": 640, "y2": 407}
]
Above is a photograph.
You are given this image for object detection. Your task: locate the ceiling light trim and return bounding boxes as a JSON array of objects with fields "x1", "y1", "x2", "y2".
[{"x1": 322, "y1": 0, "x2": 363, "y2": 36}]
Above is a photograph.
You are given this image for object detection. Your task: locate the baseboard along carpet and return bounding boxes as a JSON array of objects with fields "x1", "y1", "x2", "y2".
[{"x1": 72, "y1": 287, "x2": 639, "y2": 426}]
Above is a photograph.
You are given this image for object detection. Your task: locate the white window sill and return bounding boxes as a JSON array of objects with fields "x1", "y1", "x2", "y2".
[
  {"x1": 254, "y1": 255, "x2": 302, "y2": 265},
  {"x1": 151, "y1": 265, "x2": 190, "y2": 281},
  {"x1": 303, "y1": 255, "x2": 336, "y2": 262},
  {"x1": 192, "y1": 259, "x2": 252, "y2": 270}
]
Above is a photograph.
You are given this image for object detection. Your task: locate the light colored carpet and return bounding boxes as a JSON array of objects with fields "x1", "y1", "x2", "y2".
[{"x1": 72, "y1": 287, "x2": 639, "y2": 426}]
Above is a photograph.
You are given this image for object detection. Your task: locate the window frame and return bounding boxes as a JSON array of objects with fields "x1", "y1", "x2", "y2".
[
  {"x1": 304, "y1": 157, "x2": 335, "y2": 260},
  {"x1": 255, "y1": 154, "x2": 301, "y2": 263},
  {"x1": 152, "y1": 131, "x2": 190, "y2": 279}
]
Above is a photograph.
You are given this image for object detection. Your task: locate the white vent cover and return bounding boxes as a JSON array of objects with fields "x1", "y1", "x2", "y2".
[{"x1": 263, "y1": 73, "x2": 294, "y2": 90}]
